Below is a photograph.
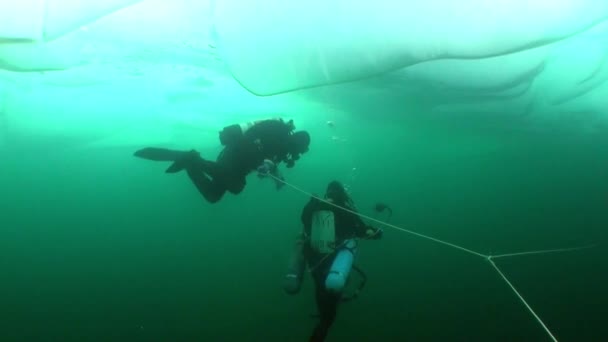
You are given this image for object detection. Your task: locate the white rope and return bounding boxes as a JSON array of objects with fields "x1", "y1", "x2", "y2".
[
  {"x1": 489, "y1": 245, "x2": 596, "y2": 260},
  {"x1": 488, "y1": 259, "x2": 558, "y2": 342},
  {"x1": 272, "y1": 174, "x2": 487, "y2": 259},
  {"x1": 269, "y1": 174, "x2": 596, "y2": 342}
]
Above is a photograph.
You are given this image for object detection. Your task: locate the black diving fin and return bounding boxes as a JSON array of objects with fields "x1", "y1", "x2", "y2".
[{"x1": 133, "y1": 148, "x2": 200, "y2": 173}]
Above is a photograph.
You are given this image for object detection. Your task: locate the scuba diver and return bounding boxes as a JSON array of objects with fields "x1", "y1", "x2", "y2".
[
  {"x1": 283, "y1": 181, "x2": 384, "y2": 342},
  {"x1": 133, "y1": 118, "x2": 311, "y2": 203}
]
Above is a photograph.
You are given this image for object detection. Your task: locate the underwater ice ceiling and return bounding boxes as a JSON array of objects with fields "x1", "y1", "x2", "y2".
[{"x1": 0, "y1": 0, "x2": 607, "y2": 127}]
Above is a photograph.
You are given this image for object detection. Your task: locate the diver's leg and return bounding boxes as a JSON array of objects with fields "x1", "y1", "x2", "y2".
[
  {"x1": 203, "y1": 152, "x2": 246, "y2": 195},
  {"x1": 197, "y1": 159, "x2": 223, "y2": 179},
  {"x1": 135, "y1": 147, "x2": 228, "y2": 203},
  {"x1": 225, "y1": 174, "x2": 247, "y2": 195},
  {"x1": 185, "y1": 161, "x2": 227, "y2": 203},
  {"x1": 310, "y1": 282, "x2": 339, "y2": 342}
]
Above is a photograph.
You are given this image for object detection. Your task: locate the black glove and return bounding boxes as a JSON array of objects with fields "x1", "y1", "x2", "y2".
[{"x1": 366, "y1": 226, "x2": 383, "y2": 240}]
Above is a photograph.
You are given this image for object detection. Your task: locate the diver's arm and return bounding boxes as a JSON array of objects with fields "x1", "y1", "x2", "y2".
[
  {"x1": 353, "y1": 218, "x2": 370, "y2": 238},
  {"x1": 283, "y1": 153, "x2": 298, "y2": 168},
  {"x1": 256, "y1": 159, "x2": 285, "y2": 190},
  {"x1": 353, "y1": 213, "x2": 383, "y2": 240}
]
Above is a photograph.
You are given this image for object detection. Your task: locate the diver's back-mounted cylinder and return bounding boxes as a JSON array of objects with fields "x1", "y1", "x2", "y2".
[
  {"x1": 219, "y1": 123, "x2": 246, "y2": 146},
  {"x1": 219, "y1": 118, "x2": 291, "y2": 146}
]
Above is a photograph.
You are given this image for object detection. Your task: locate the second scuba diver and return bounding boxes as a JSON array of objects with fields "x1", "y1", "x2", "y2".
[
  {"x1": 283, "y1": 181, "x2": 384, "y2": 342},
  {"x1": 133, "y1": 118, "x2": 310, "y2": 203}
]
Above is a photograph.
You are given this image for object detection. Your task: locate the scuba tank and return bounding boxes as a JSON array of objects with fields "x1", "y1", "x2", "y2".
[
  {"x1": 325, "y1": 239, "x2": 357, "y2": 293},
  {"x1": 218, "y1": 117, "x2": 290, "y2": 146},
  {"x1": 282, "y1": 236, "x2": 306, "y2": 295},
  {"x1": 218, "y1": 123, "x2": 243, "y2": 146},
  {"x1": 310, "y1": 210, "x2": 336, "y2": 254},
  {"x1": 309, "y1": 208, "x2": 357, "y2": 293}
]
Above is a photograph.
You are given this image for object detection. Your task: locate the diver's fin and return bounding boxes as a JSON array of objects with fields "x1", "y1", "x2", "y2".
[
  {"x1": 166, "y1": 150, "x2": 201, "y2": 173},
  {"x1": 133, "y1": 147, "x2": 189, "y2": 161},
  {"x1": 134, "y1": 148, "x2": 201, "y2": 173}
]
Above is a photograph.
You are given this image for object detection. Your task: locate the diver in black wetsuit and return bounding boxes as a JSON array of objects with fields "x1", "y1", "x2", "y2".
[
  {"x1": 134, "y1": 118, "x2": 310, "y2": 203},
  {"x1": 284, "y1": 181, "x2": 383, "y2": 342}
]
